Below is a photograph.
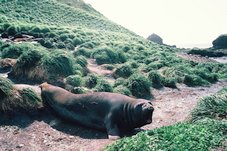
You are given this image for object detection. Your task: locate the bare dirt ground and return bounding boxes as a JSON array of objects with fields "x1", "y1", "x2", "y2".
[
  {"x1": 176, "y1": 52, "x2": 217, "y2": 63},
  {"x1": 87, "y1": 59, "x2": 115, "y2": 84},
  {"x1": 0, "y1": 57, "x2": 227, "y2": 151}
]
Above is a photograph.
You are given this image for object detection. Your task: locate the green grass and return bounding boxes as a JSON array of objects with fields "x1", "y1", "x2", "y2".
[
  {"x1": 114, "y1": 63, "x2": 133, "y2": 78},
  {"x1": 127, "y1": 73, "x2": 152, "y2": 99},
  {"x1": 190, "y1": 88, "x2": 227, "y2": 122},
  {"x1": 106, "y1": 119, "x2": 227, "y2": 151},
  {"x1": 113, "y1": 85, "x2": 131, "y2": 96},
  {"x1": 94, "y1": 79, "x2": 113, "y2": 92},
  {"x1": 65, "y1": 75, "x2": 82, "y2": 87},
  {"x1": 0, "y1": 76, "x2": 14, "y2": 98}
]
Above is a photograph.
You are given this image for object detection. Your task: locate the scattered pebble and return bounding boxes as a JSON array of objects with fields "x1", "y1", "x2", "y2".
[{"x1": 16, "y1": 144, "x2": 24, "y2": 148}]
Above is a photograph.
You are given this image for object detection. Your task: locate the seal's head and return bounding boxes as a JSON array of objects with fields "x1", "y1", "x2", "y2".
[
  {"x1": 135, "y1": 100, "x2": 154, "y2": 125},
  {"x1": 141, "y1": 101, "x2": 154, "y2": 124}
]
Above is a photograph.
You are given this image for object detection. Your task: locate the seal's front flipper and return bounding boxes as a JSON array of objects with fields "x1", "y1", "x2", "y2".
[
  {"x1": 105, "y1": 115, "x2": 120, "y2": 140},
  {"x1": 106, "y1": 124, "x2": 120, "y2": 140}
]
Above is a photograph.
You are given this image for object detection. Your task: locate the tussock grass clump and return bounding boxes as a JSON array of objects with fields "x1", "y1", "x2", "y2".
[
  {"x1": 113, "y1": 85, "x2": 131, "y2": 96},
  {"x1": 42, "y1": 51, "x2": 73, "y2": 76},
  {"x1": 72, "y1": 37, "x2": 83, "y2": 46},
  {"x1": 18, "y1": 88, "x2": 42, "y2": 111},
  {"x1": 92, "y1": 47, "x2": 126, "y2": 65},
  {"x1": 183, "y1": 74, "x2": 210, "y2": 87},
  {"x1": 8, "y1": 48, "x2": 46, "y2": 82},
  {"x1": 193, "y1": 68, "x2": 218, "y2": 83},
  {"x1": 75, "y1": 56, "x2": 87, "y2": 68},
  {"x1": 0, "y1": 77, "x2": 42, "y2": 113},
  {"x1": 7, "y1": 45, "x2": 79, "y2": 84},
  {"x1": 1, "y1": 43, "x2": 27, "y2": 59},
  {"x1": 106, "y1": 118, "x2": 227, "y2": 151},
  {"x1": 114, "y1": 78, "x2": 127, "y2": 87},
  {"x1": 148, "y1": 71, "x2": 163, "y2": 88},
  {"x1": 114, "y1": 64, "x2": 133, "y2": 78},
  {"x1": 84, "y1": 73, "x2": 99, "y2": 89},
  {"x1": 145, "y1": 62, "x2": 163, "y2": 71},
  {"x1": 73, "y1": 47, "x2": 92, "y2": 58},
  {"x1": 65, "y1": 75, "x2": 82, "y2": 87},
  {"x1": 190, "y1": 88, "x2": 227, "y2": 122},
  {"x1": 72, "y1": 87, "x2": 87, "y2": 94},
  {"x1": 16, "y1": 49, "x2": 43, "y2": 69},
  {"x1": 0, "y1": 77, "x2": 14, "y2": 98},
  {"x1": 127, "y1": 73, "x2": 151, "y2": 99},
  {"x1": 94, "y1": 79, "x2": 113, "y2": 92},
  {"x1": 161, "y1": 77, "x2": 177, "y2": 88}
]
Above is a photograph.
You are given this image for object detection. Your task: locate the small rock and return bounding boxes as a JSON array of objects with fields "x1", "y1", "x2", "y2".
[
  {"x1": 69, "y1": 136, "x2": 74, "y2": 139},
  {"x1": 16, "y1": 144, "x2": 24, "y2": 148},
  {"x1": 43, "y1": 140, "x2": 48, "y2": 143}
]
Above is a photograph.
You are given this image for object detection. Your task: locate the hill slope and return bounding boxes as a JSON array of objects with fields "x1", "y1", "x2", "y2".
[{"x1": 0, "y1": 0, "x2": 226, "y2": 99}]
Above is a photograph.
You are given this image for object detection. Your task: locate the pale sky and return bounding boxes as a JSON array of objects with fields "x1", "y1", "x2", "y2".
[{"x1": 84, "y1": 0, "x2": 227, "y2": 48}]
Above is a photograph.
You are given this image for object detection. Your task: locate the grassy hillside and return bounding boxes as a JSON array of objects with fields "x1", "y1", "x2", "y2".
[{"x1": 0, "y1": 0, "x2": 226, "y2": 100}]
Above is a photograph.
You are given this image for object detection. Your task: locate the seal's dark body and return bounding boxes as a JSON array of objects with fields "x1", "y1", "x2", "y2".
[{"x1": 40, "y1": 83, "x2": 154, "y2": 138}]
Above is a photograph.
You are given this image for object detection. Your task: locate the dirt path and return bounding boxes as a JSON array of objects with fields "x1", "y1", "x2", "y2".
[
  {"x1": 87, "y1": 59, "x2": 115, "y2": 84},
  {"x1": 143, "y1": 81, "x2": 227, "y2": 130},
  {"x1": 0, "y1": 80, "x2": 226, "y2": 151}
]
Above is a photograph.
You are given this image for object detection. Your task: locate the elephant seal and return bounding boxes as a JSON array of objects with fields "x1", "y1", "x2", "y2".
[{"x1": 40, "y1": 82, "x2": 154, "y2": 139}]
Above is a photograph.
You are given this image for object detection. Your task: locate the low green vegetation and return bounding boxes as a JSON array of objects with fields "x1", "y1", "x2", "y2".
[
  {"x1": 106, "y1": 119, "x2": 226, "y2": 151},
  {"x1": 114, "y1": 63, "x2": 133, "y2": 78},
  {"x1": 94, "y1": 79, "x2": 113, "y2": 92},
  {"x1": 113, "y1": 85, "x2": 131, "y2": 96},
  {"x1": 65, "y1": 75, "x2": 82, "y2": 87},
  {"x1": 127, "y1": 73, "x2": 151, "y2": 99},
  {"x1": 190, "y1": 88, "x2": 227, "y2": 122},
  {"x1": 105, "y1": 89, "x2": 227, "y2": 151},
  {"x1": 92, "y1": 46, "x2": 127, "y2": 65}
]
